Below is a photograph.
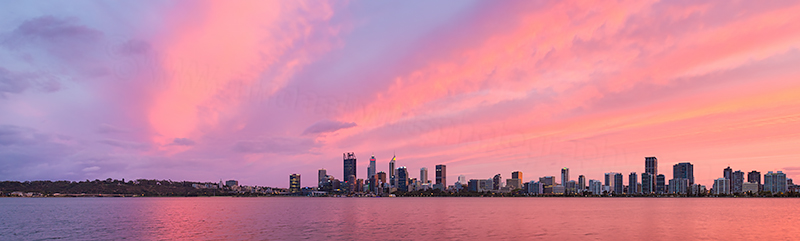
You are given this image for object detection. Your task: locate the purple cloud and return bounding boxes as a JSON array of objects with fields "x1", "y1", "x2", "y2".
[
  {"x1": 170, "y1": 138, "x2": 196, "y2": 146},
  {"x1": 302, "y1": 120, "x2": 357, "y2": 135}
]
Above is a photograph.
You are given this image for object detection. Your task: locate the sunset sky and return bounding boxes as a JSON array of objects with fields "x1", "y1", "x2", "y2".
[{"x1": 2, "y1": 0, "x2": 800, "y2": 188}]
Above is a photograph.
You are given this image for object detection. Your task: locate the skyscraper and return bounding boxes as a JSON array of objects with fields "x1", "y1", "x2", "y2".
[
  {"x1": 458, "y1": 175, "x2": 466, "y2": 184},
  {"x1": 764, "y1": 171, "x2": 787, "y2": 194},
  {"x1": 656, "y1": 174, "x2": 666, "y2": 194},
  {"x1": 368, "y1": 155, "x2": 376, "y2": 180},
  {"x1": 512, "y1": 171, "x2": 523, "y2": 183},
  {"x1": 645, "y1": 157, "x2": 658, "y2": 176},
  {"x1": 748, "y1": 170, "x2": 761, "y2": 192},
  {"x1": 343, "y1": 152, "x2": 357, "y2": 185},
  {"x1": 614, "y1": 173, "x2": 624, "y2": 194},
  {"x1": 493, "y1": 174, "x2": 502, "y2": 190},
  {"x1": 642, "y1": 173, "x2": 653, "y2": 194},
  {"x1": 561, "y1": 168, "x2": 570, "y2": 186},
  {"x1": 435, "y1": 164, "x2": 446, "y2": 190},
  {"x1": 389, "y1": 155, "x2": 396, "y2": 188},
  {"x1": 713, "y1": 178, "x2": 730, "y2": 195},
  {"x1": 732, "y1": 170, "x2": 744, "y2": 194},
  {"x1": 628, "y1": 172, "x2": 638, "y2": 194},
  {"x1": 673, "y1": 162, "x2": 694, "y2": 185},
  {"x1": 420, "y1": 167, "x2": 428, "y2": 184},
  {"x1": 578, "y1": 175, "x2": 586, "y2": 192},
  {"x1": 723, "y1": 166, "x2": 733, "y2": 193},
  {"x1": 397, "y1": 167, "x2": 409, "y2": 192},
  {"x1": 289, "y1": 174, "x2": 301, "y2": 193},
  {"x1": 318, "y1": 169, "x2": 327, "y2": 188}
]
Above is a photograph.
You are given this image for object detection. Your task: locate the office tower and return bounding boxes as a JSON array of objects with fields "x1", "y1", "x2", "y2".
[
  {"x1": 578, "y1": 175, "x2": 586, "y2": 191},
  {"x1": 713, "y1": 178, "x2": 730, "y2": 195},
  {"x1": 742, "y1": 182, "x2": 759, "y2": 193},
  {"x1": 748, "y1": 170, "x2": 762, "y2": 192},
  {"x1": 376, "y1": 172, "x2": 387, "y2": 185},
  {"x1": 642, "y1": 173, "x2": 654, "y2": 194},
  {"x1": 614, "y1": 173, "x2": 623, "y2": 194},
  {"x1": 668, "y1": 178, "x2": 689, "y2": 194},
  {"x1": 458, "y1": 175, "x2": 466, "y2": 184},
  {"x1": 226, "y1": 180, "x2": 238, "y2": 187},
  {"x1": 318, "y1": 169, "x2": 327, "y2": 188},
  {"x1": 435, "y1": 164, "x2": 447, "y2": 190},
  {"x1": 507, "y1": 178, "x2": 522, "y2": 190},
  {"x1": 673, "y1": 162, "x2": 694, "y2": 185},
  {"x1": 368, "y1": 155, "x2": 376, "y2": 180},
  {"x1": 491, "y1": 174, "x2": 501, "y2": 190},
  {"x1": 589, "y1": 180, "x2": 602, "y2": 194},
  {"x1": 343, "y1": 152, "x2": 357, "y2": 185},
  {"x1": 289, "y1": 174, "x2": 301, "y2": 193},
  {"x1": 732, "y1": 170, "x2": 744, "y2": 193},
  {"x1": 656, "y1": 174, "x2": 666, "y2": 194},
  {"x1": 512, "y1": 171, "x2": 523, "y2": 183},
  {"x1": 540, "y1": 176, "x2": 556, "y2": 194},
  {"x1": 628, "y1": 172, "x2": 638, "y2": 194},
  {"x1": 645, "y1": 157, "x2": 658, "y2": 176},
  {"x1": 561, "y1": 168, "x2": 569, "y2": 186},
  {"x1": 604, "y1": 173, "x2": 611, "y2": 186},
  {"x1": 389, "y1": 155, "x2": 396, "y2": 187},
  {"x1": 397, "y1": 167, "x2": 409, "y2": 192},
  {"x1": 723, "y1": 166, "x2": 733, "y2": 192},
  {"x1": 420, "y1": 167, "x2": 429, "y2": 184},
  {"x1": 764, "y1": 171, "x2": 787, "y2": 193}
]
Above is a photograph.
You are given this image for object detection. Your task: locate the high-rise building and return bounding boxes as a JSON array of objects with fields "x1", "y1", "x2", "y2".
[
  {"x1": 732, "y1": 170, "x2": 744, "y2": 193},
  {"x1": 420, "y1": 167, "x2": 429, "y2": 184},
  {"x1": 343, "y1": 152, "x2": 357, "y2": 185},
  {"x1": 492, "y1": 174, "x2": 502, "y2": 190},
  {"x1": 642, "y1": 173, "x2": 654, "y2": 194},
  {"x1": 458, "y1": 175, "x2": 466, "y2": 184},
  {"x1": 539, "y1": 176, "x2": 556, "y2": 194},
  {"x1": 376, "y1": 172, "x2": 387, "y2": 185},
  {"x1": 673, "y1": 162, "x2": 694, "y2": 185},
  {"x1": 614, "y1": 173, "x2": 624, "y2": 194},
  {"x1": 435, "y1": 164, "x2": 446, "y2": 190},
  {"x1": 645, "y1": 157, "x2": 658, "y2": 176},
  {"x1": 589, "y1": 179, "x2": 602, "y2": 194},
  {"x1": 764, "y1": 171, "x2": 787, "y2": 194},
  {"x1": 289, "y1": 174, "x2": 301, "y2": 193},
  {"x1": 723, "y1": 166, "x2": 733, "y2": 193},
  {"x1": 561, "y1": 168, "x2": 569, "y2": 186},
  {"x1": 318, "y1": 169, "x2": 327, "y2": 188},
  {"x1": 578, "y1": 175, "x2": 586, "y2": 192},
  {"x1": 713, "y1": 178, "x2": 730, "y2": 195},
  {"x1": 748, "y1": 170, "x2": 762, "y2": 192},
  {"x1": 389, "y1": 155, "x2": 396, "y2": 187},
  {"x1": 668, "y1": 178, "x2": 689, "y2": 194},
  {"x1": 656, "y1": 174, "x2": 666, "y2": 194},
  {"x1": 512, "y1": 171, "x2": 523, "y2": 183},
  {"x1": 628, "y1": 172, "x2": 638, "y2": 194},
  {"x1": 225, "y1": 180, "x2": 238, "y2": 187},
  {"x1": 397, "y1": 167, "x2": 409, "y2": 192},
  {"x1": 604, "y1": 173, "x2": 612, "y2": 187},
  {"x1": 368, "y1": 155, "x2": 376, "y2": 180}
]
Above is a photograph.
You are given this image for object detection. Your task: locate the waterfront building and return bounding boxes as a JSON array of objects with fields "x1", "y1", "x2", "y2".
[
  {"x1": 566, "y1": 180, "x2": 577, "y2": 194},
  {"x1": 420, "y1": 167, "x2": 428, "y2": 184},
  {"x1": 641, "y1": 173, "x2": 654, "y2": 194},
  {"x1": 553, "y1": 185, "x2": 566, "y2": 194},
  {"x1": 527, "y1": 181, "x2": 540, "y2": 194},
  {"x1": 604, "y1": 173, "x2": 612, "y2": 187},
  {"x1": 723, "y1": 166, "x2": 733, "y2": 193},
  {"x1": 343, "y1": 152, "x2": 357, "y2": 188},
  {"x1": 540, "y1": 176, "x2": 556, "y2": 194},
  {"x1": 764, "y1": 171, "x2": 787, "y2": 194},
  {"x1": 668, "y1": 178, "x2": 689, "y2": 194},
  {"x1": 225, "y1": 180, "x2": 239, "y2": 187},
  {"x1": 512, "y1": 171, "x2": 523, "y2": 183},
  {"x1": 561, "y1": 168, "x2": 569, "y2": 186},
  {"x1": 368, "y1": 155, "x2": 376, "y2": 180},
  {"x1": 748, "y1": 170, "x2": 762, "y2": 192},
  {"x1": 397, "y1": 167, "x2": 409, "y2": 192},
  {"x1": 628, "y1": 172, "x2": 638, "y2": 194},
  {"x1": 289, "y1": 174, "x2": 301, "y2": 193},
  {"x1": 389, "y1": 155, "x2": 396, "y2": 188},
  {"x1": 645, "y1": 157, "x2": 657, "y2": 191},
  {"x1": 493, "y1": 174, "x2": 502, "y2": 190},
  {"x1": 589, "y1": 179, "x2": 602, "y2": 195},
  {"x1": 578, "y1": 175, "x2": 586, "y2": 192},
  {"x1": 318, "y1": 169, "x2": 327, "y2": 189},
  {"x1": 435, "y1": 164, "x2": 447, "y2": 190},
  {"x1": 673, "y1": 162, "x2": 694, "y2": 185},
  {"x1": 656, "y1": 174, "x2": 666, "y2": 194},
  {"x1": 506, "y1": 178, "x2": 522, "y2": 190},
  {"x1": 458, "y1": 175, "x2": 466, "y2": 185},
  {"x1": 742, "y1": 182, "x2": 759, "y2": 194},
  {"x1": 732, "y1": 170, "x2": 744, "y2": 194},
  {"x1": 713, "y1": 178, "x2": 730, "y2": 195},
  {"x1": 614, "y1": 173, "x2": 623, "y2": 194}
]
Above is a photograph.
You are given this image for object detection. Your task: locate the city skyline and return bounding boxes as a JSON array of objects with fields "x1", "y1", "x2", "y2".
[{"x1": 2, "y1": 1, "x2": 800, "y2": 188}]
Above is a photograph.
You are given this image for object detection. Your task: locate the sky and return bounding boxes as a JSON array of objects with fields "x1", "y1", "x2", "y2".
[{"x1": 2, "y1": 0, "x2": 800, "y2": 188}]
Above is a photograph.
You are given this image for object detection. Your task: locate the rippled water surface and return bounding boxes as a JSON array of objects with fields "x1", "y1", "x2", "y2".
[{"x1": 1, "y1": 197, "x2": 799, "y2": 240}]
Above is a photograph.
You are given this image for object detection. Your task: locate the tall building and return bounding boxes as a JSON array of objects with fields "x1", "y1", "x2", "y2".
[
  {"x1": 645, "y1": 157, "x2": 658, "y2": 176},
  {"x1": 713, "y1": 178, "x2": 730, "y2": 195},
  {"x1": 668, "y1": 178, "x2": 689, "y2": 194},
  {"x1": 458, "y1": 175, "x2": 466, "y2": 184},
  {"x1": 368, "y1": 155, "x2": 376, "y2": 180},
  {"x1": 748, "y1": 170, "x2": 761, "y2": 192},
  {"x1": 578, "y1": 175, "x2": 586, "y2": 192},
  {"x1": 493, "y1": 174, "x2": 502, "y2": 190},
  {"x1": 435, "y1": 164, "x2": 447, "y2": 190},
  {"x1": 539, "y1": 176, "x2": 556, "y2": 194},
  {"x1": 376, "y1": 172, "x2": 387, "y2": 185},
  {"x1": 343, "y1": 152, "x2": 357, "y2": 185},
  {"x1": 397, "y1": 167, "x2": 409, "y2": 192},
  {"x1": 604, "y1": 173, "x2": 612, "y2": 187},
  {"x1": 561, "y1": 168, "x2": 569, "y2": 186},
  {"x1": 225, "y1": 180, "x2": 238, "y2": 187},
  {"x1": 642, "y1": 173, "x2": 654, "y2": 194},
  {"x1": 389, "y1": 155, "x2": 396, "y2": 188},
  {"x1": 628, "y1": 172, "x2": 638, "y2": 194},
  {"x1": 673, "y1": 162, "x2": 694, "y2": 185},
  {"x1": 723, "y1": 166, "x2": 733, "y2": 193},
  {"x1": 764, "y1": 171, "x2": 787, "y2": 194},
  {"x1": 614, "y1": 173, "x2": 624, "y2": 194},
  {"x1": 512, "y1": 171, "x2": 523, "y2": 183},
  {"x1": 656, "y1": 174, "x2": 666, "y2": 194},
  {"x1": 420, "y1": 167, "x2": 429, "y2": 184},
  {"x1": 289, "y1": 174, "x2": 301, "y2": 193},
  {"x1": 589, "y1": 179, "x2": 602, "y2": 195},
  {"x1": 318, "y1": 169, "x2": 327, "y2": 188},
  {"x1": 732, "y1": 170, "x2": 744, "y2": 193}
]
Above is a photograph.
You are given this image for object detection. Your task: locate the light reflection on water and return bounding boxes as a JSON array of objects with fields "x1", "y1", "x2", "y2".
[{"x1": 1, "y1": 197, "x2": 798, "y2": 240}]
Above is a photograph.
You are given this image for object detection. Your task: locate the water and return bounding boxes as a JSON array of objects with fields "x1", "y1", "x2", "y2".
[{"x1": 1, "y1": 197, "x2": 798, "y2": 240}]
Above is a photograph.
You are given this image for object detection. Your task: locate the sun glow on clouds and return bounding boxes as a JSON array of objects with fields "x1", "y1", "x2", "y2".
[{"x1": 3, "y1": 0, "x2": 800, "y2": 186}]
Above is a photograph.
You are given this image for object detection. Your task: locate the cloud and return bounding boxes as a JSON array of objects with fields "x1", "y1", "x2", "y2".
[
  {"x1": 97, "y1": 139, "x2": 149, "y2": 150},
  {"x1": 170, "y1": 138, "x2": 196, "y2": 146},
  {"x1": 82, "y1": 166, "x2": 100, "y2": 172},
  {"x1": 232, "y1": 137, "x2": 319, "y2": 154},
  {"x1": 96, "y1": 123, "x2": 128, "y2": 134},
  {"x1": 302, "y1": 120, "x2": 357, "y2": 135},
  {"x1": 3, "y1": 15, "x2": 102, "y2": 48}
]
